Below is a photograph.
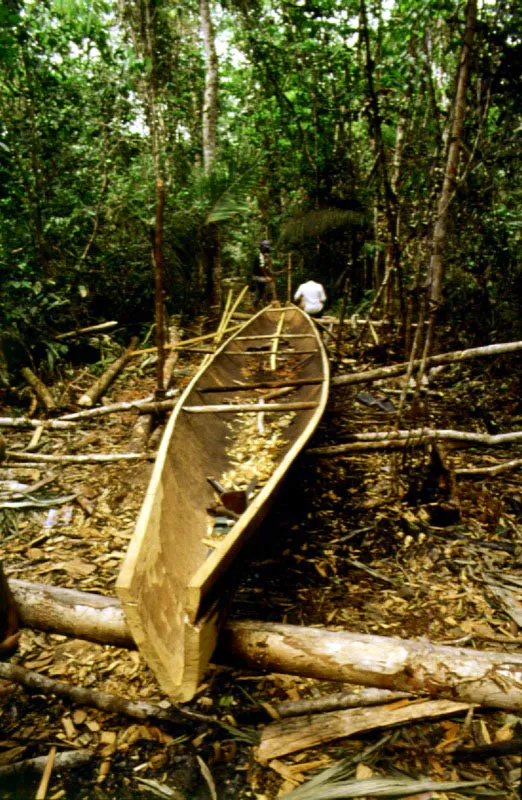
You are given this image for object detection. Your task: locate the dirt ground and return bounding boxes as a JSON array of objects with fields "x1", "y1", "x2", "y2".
[{"x1": 1, "y1": 320, "x2": 522, "y2": 799}]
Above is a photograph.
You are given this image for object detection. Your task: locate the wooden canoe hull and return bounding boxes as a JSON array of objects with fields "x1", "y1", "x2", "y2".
[{"x1": 116, "y1": 306, "x2": 329, "y2": 701}]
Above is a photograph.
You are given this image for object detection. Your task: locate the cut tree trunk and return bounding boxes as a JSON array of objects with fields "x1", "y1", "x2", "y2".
[
  {"x1": 9, "y1": 581, "x2": 522, "y2": 713},
  {"x1": 10, "y1": 580, "x2": 132, "y2": 649},
  {"x1": 55, "y1": 321, "x2": 118, "y2": 340},
  {"x1": 77, "y1": 336, "x2": 139, "y2": 407},
  {"x1": 20, "y1": 367, "x2": 55, "y2": 412}
]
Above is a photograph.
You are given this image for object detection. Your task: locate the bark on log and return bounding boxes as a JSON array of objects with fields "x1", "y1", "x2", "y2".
[
  {"x1": 0, "y1": 662, "x2": 213, "y2": 727},
  {"x1": 456, "y1": 458, "x2": 522, "y2": 477},
  {"x1": 5, "y1": 451, "x2": 152, "y2": 464},
  {"x1": 77, "y1": 336, "x2": 139, "y2": 407},
  {"x1": 274, "y1": 687, "x2": 412, "y2": 718},
  {"x1": 59, "y1": 391, "x2": 179, "y2": 421},
  {"x1": 308, "y1": 427, "x2": 522, "y2": 457},
  {"x1": 9, "y1": 581, "x2": 522, "y2": 713},
  {"x1": 0, "y1": 749, "x2": 93, "y2": 780},
  {"x1": 20, "y1": 368, "x2": 56, "y2": 412},
  {"x1": 217, "y1": 620, "x2": 522, "y2": 712},
  {"x1": 0, "y1": 416, "x2": 76, "y2": 430},
  {"x1": 10, "y1": 579, "x2": 133, "y2": 649},
  {"x1": 331, "y1": 340, "x2": 522, "y2": 388}
]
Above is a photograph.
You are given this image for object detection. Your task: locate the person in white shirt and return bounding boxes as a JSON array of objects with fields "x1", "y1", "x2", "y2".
[{"x1": 294, "y1": 278, "x2": 326, "y2": 316}]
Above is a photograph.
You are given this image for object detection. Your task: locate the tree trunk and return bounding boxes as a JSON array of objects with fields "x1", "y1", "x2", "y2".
[
  {"x1": 218, "y1": 620, "x2": 522, "y2": 712},
  {"x1": 154, "y1": 177, "x2": 166, "y2": 398},
  {"x1": 200, "y1": 0, "x2": 218, "y2": 175},
  {"x1": 423, "y1": 0, "x2": 477, "y2": 360},
  {"x1": 331, "y1": 339, "x2": 522, "y2": 387},
  {"x1": 359, "y1": 0, "x2": 404, "y2": 327},
  {"x1": 0, "y1": 563, "x2": 19, "y2": 657},
  {"x1": 200, "y1": 0, "x2": 221, "y2": 311}
]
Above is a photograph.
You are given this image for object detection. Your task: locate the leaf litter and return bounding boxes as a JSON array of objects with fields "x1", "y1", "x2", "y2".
[{"x1": 0, "y1": 329, "x2": 522, "y2": 797}]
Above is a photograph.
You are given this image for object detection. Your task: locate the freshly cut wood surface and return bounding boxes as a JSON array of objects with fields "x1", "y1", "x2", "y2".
[{"x1": 257, "y1": 699, "x2": 470, "y2": 762}]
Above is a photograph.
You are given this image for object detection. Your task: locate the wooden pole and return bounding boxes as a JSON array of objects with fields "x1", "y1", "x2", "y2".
[{"x1": 154, "y1": 177, "x2": 166, "y2": 398}]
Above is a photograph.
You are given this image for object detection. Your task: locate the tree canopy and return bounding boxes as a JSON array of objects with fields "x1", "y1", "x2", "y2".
[{"x1": 1, "y1": 0, "x2": 521, "y2": 378}]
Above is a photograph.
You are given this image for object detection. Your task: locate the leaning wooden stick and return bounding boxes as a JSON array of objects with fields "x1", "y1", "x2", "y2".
[
  {"x1": 77, "y1": 335, "x2": 139, "y2": 407},
  {"x1": 55, "y1": 321, "x2": 118, "y2": 340},
  {"x1": 332, "y1": 339, "x2": 522, "y2": 387}
]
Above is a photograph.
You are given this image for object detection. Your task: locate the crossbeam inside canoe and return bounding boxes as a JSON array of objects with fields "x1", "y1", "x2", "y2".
[
  {"x1": 223, "y1": 350, "x2": 319, "y2": 356},
  {"x1": 182, "y1": 401, "x2": 318, "y2": 413},
  {"x1": 234, "y1": 334, "x2": 316, "y2": 341},
  {"x1": 199, "y1": 378, "x2": 324, "y2": 393}
]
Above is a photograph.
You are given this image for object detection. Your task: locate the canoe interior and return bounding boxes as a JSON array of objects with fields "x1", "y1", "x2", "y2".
[{"x1": 116, "y1": 306, "x2": 330, "y2": 701}]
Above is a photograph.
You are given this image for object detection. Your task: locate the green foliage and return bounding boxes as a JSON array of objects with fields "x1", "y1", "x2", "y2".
[{"x1": 0, "y1": 0, "x2": 521, "y2": 383}]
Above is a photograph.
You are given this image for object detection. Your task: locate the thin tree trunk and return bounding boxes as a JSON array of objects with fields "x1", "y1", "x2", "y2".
[
  {"x1": 331, "y1": 339, "x2": 522, "y2": 387},
  {"x1": 422, "y1": 0, "x2": 477, "y2": 361},
  {"x1": 200, "y1": 0, "x2": 221, "y2": 310},
  {"x1": 20, "y1": 368, "x2": 56, "y2": 412},
  {"x1": 359, "y1": 0, "x2": 404, "y2": 326},
  {"x1": 200, "y1": 0, "x2": 218, "y2": 174},
  {"x1": 154, "y1": 177, "x2": 166, "y2": 398}
]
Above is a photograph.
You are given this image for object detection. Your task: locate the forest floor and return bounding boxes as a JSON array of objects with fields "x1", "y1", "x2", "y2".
[{"x1": 1, "y1": 315, "x2": 522, "y2": 799}]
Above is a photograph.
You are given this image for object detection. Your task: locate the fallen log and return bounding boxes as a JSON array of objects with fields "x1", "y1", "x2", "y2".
[
  {"x1": 58, "y1": 390, "x2": 179, "y2": 421},
  {"x1": 10, "y1": 580, "x2": 133, "y2": 649},
  {"x1": 217, "y1": 620, "x2": 522, "y2": 712},
  {"x1": 455, "y1": 457, "x2": 522, "y2": 477},
  {"x1": 0, "y1": 749, "x2": 93, "y2": 780},
  {"x1": 4, "y1": 451, "x2": 153, "y2": 464},
  {"x1": 273, "y1": 687, "x2": 412, "y2": 718},
  {"x1": 9, "y1": 581, "x2": 522, "y2": 712},
  {"x1": 0, "y1": 662, "x2": 215, "y2": 727},
  {"x1": 331, "y1": 339, "x2": 522, "y2": 387},
  {"x1": 55, "y1": 321, "x2": 118, "y2": 340},
  {"x1": 77, "y1": 336, "x2": 139, "y2": 407},
  {"x1": 0, "y1": 416, "x2": 76, "y2": 431},
  {"x1": 20, "y1": 367, "x2": 56, "y2": 412},
  {"x1": 308, "y1": 426, "x2": 522, "y2": 456}
]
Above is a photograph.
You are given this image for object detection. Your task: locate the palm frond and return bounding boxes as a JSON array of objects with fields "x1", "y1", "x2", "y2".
[
  {"x1": 204, "y1": 163, "x2": 259, "y2": 225},
  {"x1": 279, "y1": 758, "x2": 486, "y2": 800},
  {"x1": 280, "y1": 208, "x2": 366, "y2": 246}
]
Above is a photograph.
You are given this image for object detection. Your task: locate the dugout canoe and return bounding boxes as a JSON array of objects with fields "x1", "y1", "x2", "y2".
[{"x1": 116, "y1": 305, "x2": 329, "y2": 702}]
